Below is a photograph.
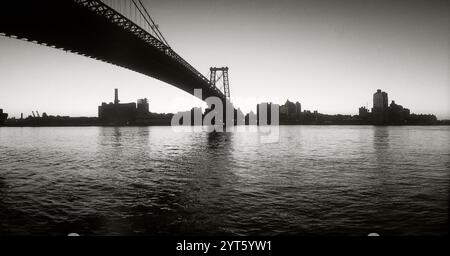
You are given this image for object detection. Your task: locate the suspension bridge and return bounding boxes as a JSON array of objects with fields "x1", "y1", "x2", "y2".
[{"x1": 0, "y1": 0, "x2": 231, "y2": 103}]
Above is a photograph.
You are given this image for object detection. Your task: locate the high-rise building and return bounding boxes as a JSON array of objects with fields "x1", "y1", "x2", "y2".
[
  {"x1": 285, "y1": 100, "x2": 296, "y2": 117},
  {"x1": 0, "y1": 109, "x2": 8, "y2": 126},
  {"x1": 246, "y1": 111, "x2": 257, "y2": 125},
  {"x1": 295, "y1": 102, "x2": 302, "y2": 116},
  {"x1": 281, "y1": 100, "x2": 301, "y2": 120},
  {"x1": 257, "y1": 102, "x2": 279, "y2": 125},
  {"x1": 382, "y1": 91, "x2": 388, "y2": 109},
  {"x1": 372, "y1": 89, "x2": 389, "y2": 124},
  {"x1": 278, "y1": 100, "x2": 302, "y2": 123},
  {"x1": 373, "y1": 89, "x2": 388, "y2": 110}
]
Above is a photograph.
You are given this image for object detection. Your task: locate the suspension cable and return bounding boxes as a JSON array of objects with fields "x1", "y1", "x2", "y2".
[
  {"x1": 131, "y1": 0, "x2": 165, "y2": 43},
  {"x1": 136, "y1": 0, "x2": 170, "y2": 47}
]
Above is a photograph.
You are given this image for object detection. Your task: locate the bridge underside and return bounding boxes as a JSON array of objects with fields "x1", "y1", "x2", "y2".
[{"x1": 0, "y1": 1, "x2": 223, "y2": 100}]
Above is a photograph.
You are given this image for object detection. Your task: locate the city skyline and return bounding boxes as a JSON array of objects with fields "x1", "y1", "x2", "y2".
[
  {"x1": 0, "y1": 0, "x2": 449, "y2": 240},
  {"x1": 1, "y1": 84, "x2": 447, "y2": 121},
  {"x1": 4, "y1": 87, "x2": 443, "y2": 127},
  {"x1": 0, "y1": 0, "x2": 449, "y2": 119}
]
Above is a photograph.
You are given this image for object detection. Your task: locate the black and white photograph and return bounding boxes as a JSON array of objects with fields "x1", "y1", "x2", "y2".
[{"x1": 0, "y1": 0, "x2": 449, "y2": 253}]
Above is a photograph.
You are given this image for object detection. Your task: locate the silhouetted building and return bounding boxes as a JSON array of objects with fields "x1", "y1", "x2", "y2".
[
  {"x1": 358, "y1": 106, "x2": 372, "y2": 123},
  {"x1": 372, "y1": 89, "x2": 389, "y2": 124},
  {"x1": 313, "y1": 110, "x2": 319, "y2": 121},
  {"x1": 356, "y1": 89, "x2": 439, "y2": 125},
  {"x1": 257, "y1": 102, "x2": 279, "y2": 125},
  {"x1": 296, "y1": 102, "x2": 302, "y2": 118},
  {"x1": 233, "y1": 108, "x2": 245, "y2": 125},
  {"x1": 137, "y1": 98, "x2": 149, "y2": 113},
  {"x1": 245, "y1": 111, "x2": 257, "y2": 125},
  {"x1": 373, "y1": 89, "x2": 388, "y2": 110},
  {"x1": 98, "y1": 89, "x2": 137, "y2": 125},
  {"x1": 359, "y1": 106, "x2": 370, "y2": 117},
  {"x1": 285, "y1": 100, "x2": 301, "y2": 120},
  {"x1": 286, "y1": 100, "x2": 296, "y2": 117},
  {"x1": 114, "y1": 88, "x2": 120, "y2": 105},
  {"x1": 191, "y1": 107, "x2": 203, "y2": 125},
  {"x1": 408, "y1": 114, "x2": 437, "y2": 125},
  {"x1": 135, "y1": 98, "x2": 151, "y2": 124},
  {"x1": 279, "y1": 100, "x2": 302, "y2": 123},
  {"x1": 279, "y1": 105, "x2": 287, "y2": 115},
  {"x1": 0, "y1": 109, "x2": 8, "y2": 125},
  {"x1": 388, "y1": 100, "x2": 410, "y2": 124}
]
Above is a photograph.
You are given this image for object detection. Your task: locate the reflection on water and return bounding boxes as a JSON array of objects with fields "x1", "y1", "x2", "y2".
[{"x1": 0, "y1": 126, "x2": 449, "y2": 235}]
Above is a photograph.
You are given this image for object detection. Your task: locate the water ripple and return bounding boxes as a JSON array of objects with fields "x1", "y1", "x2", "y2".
[{"x1": 0, "y1": 126, "x2": 449, "y2": 235}]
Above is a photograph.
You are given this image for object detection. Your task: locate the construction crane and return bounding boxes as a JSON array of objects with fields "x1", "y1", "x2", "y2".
[
  {"x1": 36, "y1": 111, "x2": 40, "y2": 118},
  {"x1": 32, "y1": 111, "x2": 36, "y2": 118}
]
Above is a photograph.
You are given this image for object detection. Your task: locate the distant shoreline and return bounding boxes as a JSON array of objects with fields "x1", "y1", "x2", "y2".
[{"x1": 2, "y1": 123, "x2": 449, "y2": 128}]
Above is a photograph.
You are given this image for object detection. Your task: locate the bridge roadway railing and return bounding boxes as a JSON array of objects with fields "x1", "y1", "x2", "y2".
[{"x1": 73, "y1": 0, "x2": 224, "y2": 98}]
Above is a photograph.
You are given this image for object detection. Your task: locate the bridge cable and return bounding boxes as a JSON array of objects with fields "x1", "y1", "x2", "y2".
[
  {"x1": 131, "y1": 0, "x2": 165, "y2": 44},
  {"x1": 136, "y1": 0, "x2": 171, "y2": 47}
]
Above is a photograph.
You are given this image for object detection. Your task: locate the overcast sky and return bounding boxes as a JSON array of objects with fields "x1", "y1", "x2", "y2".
[{"x1": 0, "y1": 0, "x2": 449, "y2": 119}]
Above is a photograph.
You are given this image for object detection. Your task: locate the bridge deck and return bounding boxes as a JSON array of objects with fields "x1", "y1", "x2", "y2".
[{"x1": 0, "y1": 0, "x2": 224, "y2": 100}]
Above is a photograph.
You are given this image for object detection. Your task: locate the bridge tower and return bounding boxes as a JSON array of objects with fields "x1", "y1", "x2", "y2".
[
  {"x1": 209, "y1": 67, "x2": 230, "y2": 99},
  {"x1": 207, "y1": 67, "x2": 237, "y2": 126}
]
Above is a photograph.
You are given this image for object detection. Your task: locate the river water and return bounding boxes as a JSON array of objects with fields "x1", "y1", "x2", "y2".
[{"x1": 0, "y1": 126, "x2": 449, "y2": 235}]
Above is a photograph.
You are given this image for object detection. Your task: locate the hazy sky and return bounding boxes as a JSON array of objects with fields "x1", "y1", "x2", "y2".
[{"x1": 0, "y1": 0, "x2": 449, "y2": 119}]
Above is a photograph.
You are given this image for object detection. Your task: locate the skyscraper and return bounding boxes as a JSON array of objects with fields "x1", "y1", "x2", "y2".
[
  {"x1": 372, "y1": 89, "x2": 389, "y2": 124},
  {"x1": 373, "y1": 89, "x2": 388, "y2": 110}
]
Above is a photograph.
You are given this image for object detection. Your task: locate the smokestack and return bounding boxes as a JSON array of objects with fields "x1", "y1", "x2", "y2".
[{"x1": 114, "y1": 88, "x2": 119, "y2": 104}]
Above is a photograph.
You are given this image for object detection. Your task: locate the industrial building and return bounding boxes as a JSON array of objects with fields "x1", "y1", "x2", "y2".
[
  {"x1": 98, "y1": 89, "x2": 173, "y2": 126},
  {"x1": 98, "y1": 89, "x2": 137, "y2": 125}
]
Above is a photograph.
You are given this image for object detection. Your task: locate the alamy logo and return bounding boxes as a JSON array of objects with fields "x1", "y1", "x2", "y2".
[{"x1": 171, "y1": 89, "x2": 280, "y2": 143}]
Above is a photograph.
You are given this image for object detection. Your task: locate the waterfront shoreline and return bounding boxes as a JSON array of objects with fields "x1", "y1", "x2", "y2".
[{"x1": 2, "y1": 123, "x2": 450, "y2": 127}]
